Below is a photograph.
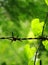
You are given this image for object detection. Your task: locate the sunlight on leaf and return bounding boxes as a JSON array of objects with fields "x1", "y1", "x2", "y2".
[
  {"x1": 45, "y1": 0, "x2": 48, "y2": 5},
  {"x1": 36, "y1": 59, "x2": 40, "y2": 65},
  {"x1": 31, "y1": 18, "x2": 44, "y2": 36},
  {"x1": 27, "y1": 31, "x2": 35, "y2": 43},
  {"x1": 28, "y1": 60, "x2": 34, "y2": 65},
  {"x1": 42, "y1": 40, "x2": 48, "y2": 50},
  {"x1": 24, "y1": 44, "x2": 36, "y2": 60}
]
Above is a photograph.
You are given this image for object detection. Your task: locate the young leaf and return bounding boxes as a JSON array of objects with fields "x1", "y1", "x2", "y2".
[
  {"x1": 24, "y1": 44, "x2": 36, "y2": 60},
  {"x1": 31, "y1": 18, "x2": 44, "y2": 36}
]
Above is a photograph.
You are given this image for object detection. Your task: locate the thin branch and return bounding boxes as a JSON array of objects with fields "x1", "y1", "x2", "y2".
[
  {"x1": 34, "y1": 48, "x2": 38, "y2": 65},
  {"x1": 34, "y1": 12, "x2": 48, "y2": 65},
  {"x1": 42, "y1": 12, "x2": 48, "y2": 36},
  {"x1": 40, "y1": 60, "x2": 42, "y2": 65}
]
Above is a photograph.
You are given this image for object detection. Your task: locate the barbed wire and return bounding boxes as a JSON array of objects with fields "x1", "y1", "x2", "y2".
[
  {"x1": 0, "y1": 33, "x2": 48, "y2": 41},
  {"x1": 0, "y1": 1, "x2": 48, "y2": 65},
  {"x1": 0, "y1": 16, "x2": 47, "y2": 65}
]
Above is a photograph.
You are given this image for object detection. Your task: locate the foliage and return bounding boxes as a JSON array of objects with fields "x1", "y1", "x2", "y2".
[
  {"x1": 45, "y1": 0, "x2": 48, "y2": 5},
  {"x1": 31, "y1": 18, "x2": 44, "y2": 36},
  {"x1": 0, "y1": 0, "x2": 48, "y2": 65}
]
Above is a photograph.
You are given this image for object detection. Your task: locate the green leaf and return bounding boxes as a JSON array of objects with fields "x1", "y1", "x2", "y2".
[
  {"x1": 31, "y1": 18, "x2": 44, "y2": 36},
  {"x1": 36, "y1": 59, "x2": 40, "y2": 65},
  {"x1": 28, "y1": 60, "x2": 34, "y2": 65},
  {"x1": 24, "y1": 44, "x2": 36, "y2": 60},
  {"x1": 27, "y1": 31, "x2": 35, "y2": 43},
  {"x1": 45, "y1": 0, "x2": 48, "y2": 5},
  {"x1": 42, "y1": 40, "x2": 48, "y2": 50}
]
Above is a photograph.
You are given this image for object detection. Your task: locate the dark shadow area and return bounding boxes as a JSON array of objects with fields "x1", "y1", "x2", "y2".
[{"x1": 1, "y1": 62, "x2": 6, "y2": 65}]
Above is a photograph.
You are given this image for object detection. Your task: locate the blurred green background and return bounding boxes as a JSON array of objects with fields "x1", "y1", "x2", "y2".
[{"x1": 0, "y1": 0, "x2": 48, "y2": 65}]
